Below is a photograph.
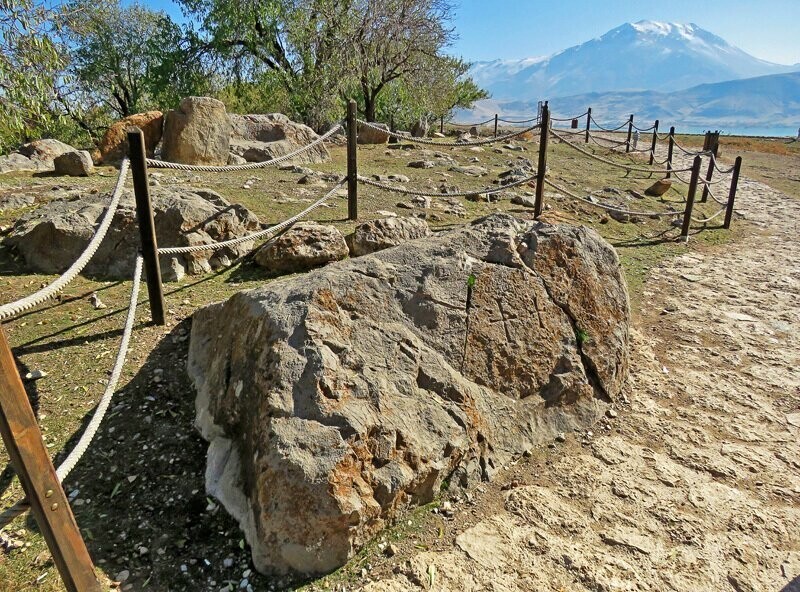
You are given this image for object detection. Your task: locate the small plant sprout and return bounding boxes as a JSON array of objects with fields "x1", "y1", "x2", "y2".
[{"x1": 576, "y1": 327, "x2": 590, "y2": 345}]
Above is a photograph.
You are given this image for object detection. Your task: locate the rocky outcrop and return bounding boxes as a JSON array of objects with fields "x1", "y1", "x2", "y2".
[
  {"x1": 188, "y1": 214, "x2": 630, "y2": 576},
  {"x1": 346, "y1": 217, "x2": 431, "y2": 256},
  {"x1": 357, "y1": 122, "x2": 390, "y2": 144},
  {"x1": 97, "y1": 111, "x2": 164, "y2": 164},
  {"x1": 4, "y1": 187, "x2": 259, "y2": 281},
  {"x1": 254, "y1": 222, "x2": 347, "y2": 272},
  {"x1": 53, "y1": 150, "x2": 94, "y2": 176},
  {"x1": 229, "y1": 114, "x2": 330, "y2": 164},
  {"x1": 0, "y1": 139, "x2": 77, "y2": 174},
  {"x1": 162, "y1": 97, "x2": 232, "y2": 166}
]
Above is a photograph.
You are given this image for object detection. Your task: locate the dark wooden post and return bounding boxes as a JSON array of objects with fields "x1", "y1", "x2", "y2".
[
  {"x1": 346, "y1": 99, "x2": 358, "y2": 221},
  {"x1": 625, "y1": 114, "x2": 634, "y2": 152},
  {"x1": 534, "y1": 103, "x2": 550, "y2": 219},
  {"x1": 440, "y1": 115, "x2": 444, "y2": 135},
  {"x1": 493, "y1": 114, "x2": 498, "y2": 138},
  {"x1": 701, "y1": 131, "x2": 720, "y2": 203},
  {"x1": 128, "y1": 128, "x2": 165, "y2": 326},
  {"x1": 0, "y1": 328, "x2": 103, "y2": 592},
  {"x1": 585, "y1": 107, "x2": 592, "y2": 143},
  {"x1": 649, "y1": 119, "x2": 659, "y2": 165},
  {"x1": 723, "y1": 156, "x2": 743, "y2": 229},
  {"x1": 666, "y1": 126, "x2": 675, "y2": 178},
  {"x1": 680, "y1": 156, "x2": 703, "y2": 241}
]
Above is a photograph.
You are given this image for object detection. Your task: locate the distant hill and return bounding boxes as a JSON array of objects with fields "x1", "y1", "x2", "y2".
[
  {"x1": 470, "y1": 21, "x2": 798, "y2": 100},
  {"x1": 459, "y1": 71, "x2": 800, "y2": 136}
]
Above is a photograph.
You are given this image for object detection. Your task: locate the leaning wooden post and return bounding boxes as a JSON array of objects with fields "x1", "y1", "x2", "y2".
[
  {"x1": 128, "y1": 127, "x2": 165, "y2": 326},
  {"x1": 680, "y1": 156, "x2": 703, "y2": 242},
  {"x1": 493, "y1": 114, "x2": 498, "y2": 138},
  {"x1": 723, "y1": 156, "x2": 742, "y2": 229},
  {"x1": 649, "y1": 119, "x2": 659, "y2": 165},
  {"x1": 701, "y1": 131, "x2": 719, "y2": 203},
  {"x1": 585, "y1": 107, "x2": 592, "y2": 143},
  {"x1": 666, "y1": 126, "x2": 675, "y2": 178},
  {"x1": 534, "y1": 103, "x2": 550, "y2": 219},
  {"x1": 0, "y1": 328, "x2": 103, "y2": 592},
  {"x1": 625, "y1": 114, "x2": 634, "y2": 152},
  {"x1": 346, "y1": 99, "x2": 358, "y2": 221}
]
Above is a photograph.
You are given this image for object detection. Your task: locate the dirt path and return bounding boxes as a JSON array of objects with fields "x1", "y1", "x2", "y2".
[{"x1": 349, "y1": 163, "x2": 800, "y2": 590}]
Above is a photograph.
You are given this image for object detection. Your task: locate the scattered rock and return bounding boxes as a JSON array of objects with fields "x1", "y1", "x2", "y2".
[
  {"x1": 97, "y1": 111, "x2": 163, "y2": 164},
  {"x1": 228, "y1": 154, "x2": 248, "y2": 166},
  {"x1": 162, "y1": 97, "x2": 232, "y2": 166},
  {"x1": 89, "y1": 292, "x2": 107, "y2": 310},
  {"x1": 449, "y1": 165, "x2": 488, "y2": 177},
  {"x1": 645, "y1": 178, "x2": 672, "y2": 197},
  {"x1": 0, "y1": 139, "x2": 77, "y2": 174},
  {"x1": 229, "y1": 114, "x2": 330, "y2": 164},
  {"x1": 24, "y1": 370, "x2": 48, "y2": 380},
  {"x1": 410, "y1": 119, "x2": 429, "y2": 138},
  {"x1": 0, "y1": 193, "x2": 36, "y2": 210},
  {"x1": 346, "y1": 217, "x2": 431, "y2": 256},
  {"x1": 357, "y1": 122, "x2": 390, "y2": 144},
  {"x1": 408, "y1": 160, "x2": 435, "y2": 169},
  {"x1": 189, "y1": 214, "x2": 630, "y2": 576},
  {"x1": 53, "y1": 150, "x2": 94, "y2": 177},
  {"x1": 511, "y1": 195, "x2": 537, "y2": 208},
  {"x1": 253, "y1": 222, "x2": 348, "y2": 273}
]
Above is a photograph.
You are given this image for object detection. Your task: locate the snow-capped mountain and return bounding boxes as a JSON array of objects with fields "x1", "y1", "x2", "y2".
[{"x1": 471, "y1": 21, "x2": 798, "y2": 100}]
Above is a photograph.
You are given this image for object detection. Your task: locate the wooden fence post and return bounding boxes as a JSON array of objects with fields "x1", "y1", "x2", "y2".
[
  {"x1": 723, "y1": 156, "x2": 743, "y2": 229},
  {"x1": 534, "y1": 103, "x2": 550, "y2": 219},
  {"x1": 128, "y1": 128, "x2": 165, "y2": 326},
  {"x1": 649, "y1": 119, "x2": 659, "y2": 165},
  {"x1": 680, "y1": 156, "x2": 703, "y2": 242},
  {"x1": 346, "y1": 99, "x2": 358, "y2": 221},
  {"x1": 585, "y1": 107, "x2": 591, "y2": 144},
  {"x1": 0, "y1": 327, "x2": 103, "y2": 592},
  {"x1": 625, "y1": 114, "x2": 634, "y2": 152},
  {"x1": 666, "y1": 126, "x2": 675, "y2": 178},
  {"x1": 701, "y1": 131, "x2": 720, "y2": 203},
  {"x1": 493, "y1": 114, "x2": 498, "y2": 138}
]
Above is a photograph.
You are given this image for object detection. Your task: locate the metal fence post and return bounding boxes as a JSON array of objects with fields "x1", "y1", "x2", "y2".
[
  {"x1": 346, "y1": 99, "x2": 358, "y2": 221},
  {"x1": 680, "y1": 156, "x2": 703, "y2": 241},
  {"x1": 128, "y1": 127, "x2": 165, "y2": 326},
  {"x1": 666, "y1": 126, "x2": 675, "y2": 178},
  {"x1": 585, "y1": 107, "x2": 591, "y2": 143},
  {"x1": 0, "y1": 327, "x2": 103, "y2": 592},
  {"x1": 493, "y1": 114, "x2": 498, "y2": 138},
  {"x1": 649, "y1": 119, "x2": 659, "y2": 165},
  {"x1": 534, "y1": 103, "x2": 550, "y2": 219},
  {"x1": 625, "y1": 114, "x2": 634, "y2": 152},
  {"x1": 724, "y1": 156, "x2": 743, "y2": 229}
]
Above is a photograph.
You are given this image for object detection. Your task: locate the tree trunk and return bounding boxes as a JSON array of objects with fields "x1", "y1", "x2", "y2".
[{"x1": 364, "y1": 95, "x2": 376, "y2": 122}]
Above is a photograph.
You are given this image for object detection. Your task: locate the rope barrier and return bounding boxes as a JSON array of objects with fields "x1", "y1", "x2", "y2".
[
  {"x1": 497, "y1": 116, "x2": 539, "y2": 124},
  {"x1": 550, "y1": 110, "x2": 589, "y2": 122},
  {"x1": 450, "y1": 118, "x2": 496, "y2": 127},
  {"x1": 543, "y1": 179, "x2": 680, "y2": 218},
  {"x1": 691, "y1": 206, "x2": 728, "y2": 224},
  {"x1": 157, "y1": 180, "x2": 346, "y2": 255},
  {"x1": 709, "y1": 153, "x2": 736, "y2": 174},
  {"x1": 549, "y1": 128, "x2": 691, "y2": 175},
  {"x1": 588, "y1": 133, "x2": 628, "y2": 148},
  {"x1": 671, "y1": 138, "x2": 712, "y2": 157},
  {"x1": 357, "y1": 119, "x2": 539, "y2": 147},
  {"x1": 656, "y1": 132, "x2": 672, "y2": 141},
  {"x1": 358, "y1": 172, "x2": 537, "y2": 198},
  {"x1": 632, "y1": 122, "x2": 656, "y2": 132},
  {"x1": 0, "y1": 160, "x2": 131, "y2": 321},
  {"x1": 145, "y1": 125, "x2": 343, "y2": 172},
  {"x1": 590, "y1": 115, "x2": 629, "y2": 132},
  {"x1": 0, "y1": 254, "x2": 143, "y2": 529}
]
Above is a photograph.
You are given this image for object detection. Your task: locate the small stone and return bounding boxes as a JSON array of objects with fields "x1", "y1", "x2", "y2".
[
  {"x1": 24, "y1": 370, "x2": 47, "y2": 380},
  {"x1": 223, "y1": 558, "x2": 234, "y2": 568},
  {"x1": 385, "y1": 543, "x2": 399, "y2": 557},
  {"x1": 115, "y1": 570, "x2": 130, "y2": 582},
  {"x1": 555, "y1": 433, "x2": 566, "y2": 443},
  {"x1": 606, "y1": 408, "x2": 618, "y2": 419}
]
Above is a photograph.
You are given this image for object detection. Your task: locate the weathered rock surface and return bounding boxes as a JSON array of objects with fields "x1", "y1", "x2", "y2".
[
  {"x1": 4, "y1": 187, "x2": 259, "y2": 281},
  {"x1": 253, "y1": 222, "x2": 348, "y2": 272},
  {"x1": 410, "y1": 119, "x2": 429, "y2": 138},
  {"x1": 53, "y1": 150, "x2": 94, "y2": 176},
  {"x1": 188, "y1": 214, "x2": 630, "y2": 576},
  {"x1": 645, "y1": 178, "x2": 672, "y2": 196},
  {"x1": 0, "y1": 139, "x2": 77, "y2": 174},
  {"x1": 357, "y1": 122, "x2": 390, "y2": 144},
  {"x1": 97, "y1": 111, "x2": 164, "y2": 164},
  {"x1": 229, "y1": 114, "x2": 330, "y2": 164},
  {"x1": 162, "y1": 97, "x2": 232, "y2": 165},
  {"x1": 346, "y1": 217, "x2": 431, "y2": 256}
]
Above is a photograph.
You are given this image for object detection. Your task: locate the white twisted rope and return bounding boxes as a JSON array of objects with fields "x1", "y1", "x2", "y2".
[
  {"x1": 357, "y1": 119, "x2": 539, "y2": 147},
  {"x1": 691, "y1": 206, "x2": 728, "y2": 224},
  {"x1": 0, "y1": 160, "x2": 131, "y2": 321},
  {"x1": 590, "y1": 116, "x2": 629, "y2": 132},
  {"x1": 672, "y1": 139, "x2": 712, "y2": 157},
  {"x1": 709, "y1": 153, "x2": 736, "y2": 174},
  {"x1": 0, "y1": 254, "x2": 142, "y2": 528},
  {"x1": 588, "y1": 133, "x2": 628, "y2": 148},
  {"x1": 550, "y1": 129, "x2": 691, "y2": 174},
  {"x1": 632, "y1": 122, "x2": 657, "y2": 132},
  {"x1": 544, "y1": 179, "x2": 679, "y2": 218},
  {"x1": 550, "y1": 110, "x2": 589, "y2": 122},
  {"x1": 145, "y1": 125, "x2": 342, "y2": 172},
  {"x1": 358, "y1": 173, "x2": 537, "y2": 198},
  {"x1": 498, "y1": 116, "x2": 539, "y2": 124},
  {"x1": 158, "y1": 180, "x2": 346, "y2": 255},
  {"x1": 451, "y1": 118, "x2": 495, "y2": 127}
]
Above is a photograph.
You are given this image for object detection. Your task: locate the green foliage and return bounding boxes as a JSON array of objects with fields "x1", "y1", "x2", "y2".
[{"x1": 575, "y1": 328, "x2": 590, "y2": 346}]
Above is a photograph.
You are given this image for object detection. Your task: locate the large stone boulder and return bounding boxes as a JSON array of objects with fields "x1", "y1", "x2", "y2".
[
  {"x1": 357, "y1": 121, "x2": 390, "y2": 144},
  {"x1": 97, "y1": 111, "x2": 164, "y2": 164},
  {"x1": 229, "y1": 114, "x2": 330, "y2": 164},
  {"x1": 346, "y1": 217, "x2": 431, "y2": 256},
  {"x1": 53, "y1": 150, "x2": 94, "y2": 176},
  {"x1": 4, "y1": 187, "x2": 260, "y2": 281},
  {"x1": 253, "y1": 222, "x2": 347, "y2": 273},
  {"x1": 188, "y1": 214, "x2": 630, "y2": 576},
  {"x1": 0, "y1": 139, "x2": 77, "y2": 174},
  {"x1": 162, "y1": 97, "x2": 232, "y2": 166},
  {"x1": 645, "y1": 178, "x2": 672, "y2": 197}
]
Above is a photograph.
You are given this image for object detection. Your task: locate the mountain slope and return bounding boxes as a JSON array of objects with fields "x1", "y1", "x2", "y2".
[
  {"x1": 472, "y1": 21, "x2": 798, "y2": 100},
  {"x1": 460, "y1": 71, "x2": 800, "y2": 135}
]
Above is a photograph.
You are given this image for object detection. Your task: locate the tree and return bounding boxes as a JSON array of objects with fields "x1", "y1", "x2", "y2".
[{"x1": 0, "y1": 0, "x2": 68, "y2": 152}]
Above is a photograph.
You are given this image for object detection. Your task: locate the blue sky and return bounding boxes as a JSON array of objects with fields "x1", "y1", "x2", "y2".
[{"x1": 140, "y1": 0, "x2": 800, "y2": 66}]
